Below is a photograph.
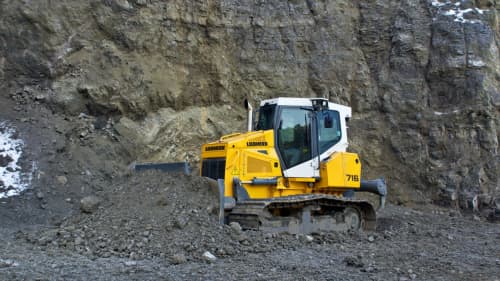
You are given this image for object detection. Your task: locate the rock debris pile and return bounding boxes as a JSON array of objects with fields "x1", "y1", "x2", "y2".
[{"x1": 19, "y1": 171, "x2": 354, "y2": 263}]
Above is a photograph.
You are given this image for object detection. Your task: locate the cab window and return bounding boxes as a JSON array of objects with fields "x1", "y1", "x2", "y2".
[
  {"x1": 277, "y1": 107, "x2": 312, "y2": 168},
  {"x1": 318, "y1": 110, "x2": 341, "y2": 154},
  {"x1": 255, "y1": 104, "x2": 276, "y2": 130}
]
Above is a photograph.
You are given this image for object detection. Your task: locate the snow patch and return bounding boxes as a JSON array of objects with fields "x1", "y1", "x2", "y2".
[
  {"x1": 0, "y1": 258, "x2": 19, "y2": 267},
  {"x1": 469, "y1": 59, "x2": 486, "y2": 67},
  {"x1": 430, "y1": 0, "x2": 488, "y2": 24},
  {"x1": 434, "y1": 110, "x2": 460, "y2": 116},
  {"x1": 431, "y1": 0, "x2": 448, "y2": 7},
  {"x1": 0, "y1": 122, "x2": 35, "y2": 198}
]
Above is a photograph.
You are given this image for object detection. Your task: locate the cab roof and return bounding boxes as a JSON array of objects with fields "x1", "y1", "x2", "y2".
[{"x1": 259, "y1": 97, "x2": 352, "y2": 118}]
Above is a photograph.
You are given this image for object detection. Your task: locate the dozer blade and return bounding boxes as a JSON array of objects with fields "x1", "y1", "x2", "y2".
[
  {"x1": 204, "y1": 177, "x2": 237, "y2": 225},
  {"x1": 227, "y1": 195, "x2": 376, "y2": 234},
  {"x1": 132, "y1": 161, "x2": 191, "y2": 174},
  {"x1": 205, "y1": 177, "x2": 225, "y2": 225}
]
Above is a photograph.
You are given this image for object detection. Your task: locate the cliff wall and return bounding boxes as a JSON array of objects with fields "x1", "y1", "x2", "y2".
[{"x1": 0, "y1": 0, "x2": 498, "y2": 206}]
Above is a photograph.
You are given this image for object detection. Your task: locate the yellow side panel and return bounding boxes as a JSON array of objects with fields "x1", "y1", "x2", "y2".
[
  {"x1": 247, "y1": 156, "x2": 272, "y2": 174},
  {"x1": 341, "y1": 153, "x2": 361, "y2": 188},
  {"x1": 220, "y1": 130, "x2": 281, "y2": 199},
  {"x1": 200, "y1": 143, "x2": 227, "y2": 159},
  {"x1": 242, "y1": 149, "x2": 280, "y2": 179},
  {"x1": 244, "y1": 185, "x2": 275, "y2": 199},
  {"x1": 316, "y1": 152, "x2": 361, "y2": 189}
]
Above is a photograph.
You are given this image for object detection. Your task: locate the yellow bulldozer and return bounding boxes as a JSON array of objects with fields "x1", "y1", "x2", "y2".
[{"x1": 200, "y1": 97, "x2": 387, "y2": 234}]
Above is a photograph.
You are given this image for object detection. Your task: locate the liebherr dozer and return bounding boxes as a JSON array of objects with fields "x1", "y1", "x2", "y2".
[{"x1": 201, "y1": 98, "x2": 387, "y2": 234}]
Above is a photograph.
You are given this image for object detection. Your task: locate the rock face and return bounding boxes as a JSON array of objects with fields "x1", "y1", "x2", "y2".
[{"x1": 0, "y1": 0, "x2": 498, "y2": 206}]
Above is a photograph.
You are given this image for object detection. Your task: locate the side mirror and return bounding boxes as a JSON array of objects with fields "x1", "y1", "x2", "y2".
[{"x1": 324, "y1": 115, "x2": 333, "y2": 128}]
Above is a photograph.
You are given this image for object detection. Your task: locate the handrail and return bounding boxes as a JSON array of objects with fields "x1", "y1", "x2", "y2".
[{"x1": 220, "y1": 133, "x2": 242, "y2": 140}]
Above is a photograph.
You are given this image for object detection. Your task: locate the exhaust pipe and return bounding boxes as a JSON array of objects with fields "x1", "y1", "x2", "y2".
[{"x1": 244, "y1": 99, "x2": 253, "y2": 132}]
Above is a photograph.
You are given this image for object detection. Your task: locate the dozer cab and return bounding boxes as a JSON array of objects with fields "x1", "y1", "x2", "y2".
[{"x1": 201, "y1": 97, "x2": 387, "y2": 234}]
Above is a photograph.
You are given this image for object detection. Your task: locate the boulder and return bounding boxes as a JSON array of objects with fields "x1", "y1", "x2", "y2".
[{"x1": 80, "y1": 196, "x2": 102, "y2": 213}]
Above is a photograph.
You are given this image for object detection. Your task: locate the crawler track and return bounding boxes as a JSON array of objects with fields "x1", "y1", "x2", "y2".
[{"x1": 227, "y1": 195, "x2": 376, "y2": 234}]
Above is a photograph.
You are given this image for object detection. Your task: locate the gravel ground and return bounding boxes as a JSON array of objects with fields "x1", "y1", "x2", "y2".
[{"x1": 0, "y1": 171, "x2": 498, "y2": 281}]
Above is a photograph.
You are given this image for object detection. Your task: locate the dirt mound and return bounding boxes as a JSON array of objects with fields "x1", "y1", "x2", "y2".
[{"x1": 19, "y1": 171, "x2": 344, "y2": 263}]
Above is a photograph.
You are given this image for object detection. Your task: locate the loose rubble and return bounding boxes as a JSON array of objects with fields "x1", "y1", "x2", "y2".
[{"x1": 0, "y1": 170, "x2": 494, "y2": 280}]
